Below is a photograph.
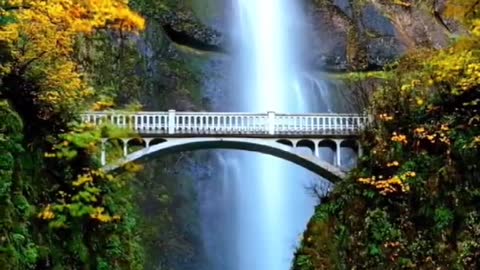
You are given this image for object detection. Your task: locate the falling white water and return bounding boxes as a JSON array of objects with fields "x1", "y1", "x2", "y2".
[
  {"x1": 231, "y1": 0, "x2": 307, "y2": 111},
  {"x1": 230, "y1": 0, "x2": 321, "y2": 269},
  {"x1": 199, "y1": 1, "x2": 336, "y2": 270}
]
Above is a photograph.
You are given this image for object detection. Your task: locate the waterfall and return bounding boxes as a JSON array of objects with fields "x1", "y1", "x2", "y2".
[
  {"x1": 199, "y1": 1, "x2": 335, "y2": 269},
  {"x1": 229, "y1": 1, "x2": 314, "y2": 269}
]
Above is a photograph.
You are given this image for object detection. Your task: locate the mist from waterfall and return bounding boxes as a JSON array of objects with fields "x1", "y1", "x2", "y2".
[{"x1": 198, "y1": 1, "x2": 336, "y2": 269}]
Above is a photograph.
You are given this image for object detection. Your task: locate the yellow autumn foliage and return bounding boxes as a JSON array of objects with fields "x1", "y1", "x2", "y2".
[
  {"x1": 391, "y1": 132, "x2": 408, "y2": 144},
  {"x1": 72, "y1": 173, "x2": 94, "y2": 187},
  {"x1": 358, "y1": 171, "x2": 415, "y2": 196},
  {"x1": 38, "y1": 204, "x2": 55, "y2": 220},
  {"x1": 445, "y1": 1, "x2": 480, "y2": 23},
  {"x1": 90, "y1": 207, "x2": 120, "y2": 223},
  {"x1": 0, "y1": 0, "x2": 145, "y2": 114}
]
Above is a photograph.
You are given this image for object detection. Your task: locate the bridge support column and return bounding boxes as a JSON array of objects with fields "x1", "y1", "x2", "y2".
[
  {"x1": 101, "y1": 139, "x2": 107, "y2": 166},
  {"x1": 335, "y1": 139, "x2": 342, "y2": 167},
  {"x1": 144, "y1": 138, "x2": 153, "y2": 148},
  {"x1": 268, "y1": 111, "x2": 276, "y2": 135},
  {"x1": 168, "y1": 110, "x2": 176, "y2": 134},
  {"x1": 122, "y1": 139, "x2": 130, "y2": 157},
  {"x1": 358, "y1": 143, "x2": 363, "y2": 158},
  {"x1": 314, "y1": 141, "x2": 320, "y2": 158}
]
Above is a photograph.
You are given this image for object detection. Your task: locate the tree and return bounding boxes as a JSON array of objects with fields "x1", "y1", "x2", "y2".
[
  {"x1": 295, "y1": 1, "x2": 480, "y2": 268},
  {"x1": 0, "y1": 2, "x2": 147, "y2": 269},
  {"x1": 0, "y1": 0, "x2": 145, "y2": 118}
]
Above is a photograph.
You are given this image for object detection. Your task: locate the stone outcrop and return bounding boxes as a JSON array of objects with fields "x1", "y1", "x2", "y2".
[
  {"x1": 369, "y1": 0, "x2": 451, "y2": 49},
  {"x1": 304, "y1": 0, "x2": 463, "y2": 72},
  {"x1": 305, "y1": 0, "x2": 404, "y2": 71},
  {"x1": 161, "y1": 11, "x2": 225, "y2": 52},
  {"x1": 147, "y1": 0, "x2": 461, "y2": 73}
]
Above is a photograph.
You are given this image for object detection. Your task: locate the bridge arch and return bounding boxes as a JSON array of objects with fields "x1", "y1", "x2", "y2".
[
  {"x1": 276, "y1": 139, "x2": 293, "y2": 147},
  {"x1": 102, "y1": 137, "x2": 346, "y2": 182},
  {"x1": 339, "y1": 139, "x2": 361, "y2": 170},
  {"x1": 83, "y1": 110, "x2": 369, "y2": 183}
]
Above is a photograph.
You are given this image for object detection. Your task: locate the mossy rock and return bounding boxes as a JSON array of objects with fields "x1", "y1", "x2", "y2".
[{"x1": 188, "y1": 0, "x2": 222, "y2": 25}]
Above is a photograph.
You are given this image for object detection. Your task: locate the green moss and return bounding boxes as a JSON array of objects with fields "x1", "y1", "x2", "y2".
[
  {"x1": 324, "y1": 71, "x2": 393, "y2": 81},
  {"x1": 188, "y1": 0, "x2": 221, "y2": 24},
  {"x1": 295, "y1": 7, "x2": 480, "y2": 269}
]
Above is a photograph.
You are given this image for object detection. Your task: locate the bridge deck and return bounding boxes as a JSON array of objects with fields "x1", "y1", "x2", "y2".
[{"x1": 81, "y1": 110, "x2": 368, "y2": 137}]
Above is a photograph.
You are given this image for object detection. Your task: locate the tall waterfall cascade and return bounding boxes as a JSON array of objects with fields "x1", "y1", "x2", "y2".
[{"x1": 199, "y1": 1, "x2": 339, "y2": 269}]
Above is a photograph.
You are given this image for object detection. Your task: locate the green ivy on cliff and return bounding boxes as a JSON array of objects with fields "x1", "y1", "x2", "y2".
[
  {"x1": 0, "y1": 0, "x2": 207, "y2": 269},
  {"x1": 294, "y1": 2, "x2": 480, "y2": 270}
]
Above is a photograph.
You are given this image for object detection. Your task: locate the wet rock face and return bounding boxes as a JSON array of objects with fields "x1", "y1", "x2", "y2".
[
  {"x1": 154, "y1": 0, "x2": 403, "y2": 72},
  {"x1": 162, "y1": 11, "x2": 225, "y2": 51},
  {"x1": 153, "y1": 0, "x2": 458, "y2": 73},
  {"x1": 305, "y1": 0, "x2": 405, "y2": 71},
  {"x1": 369, "y1": 0, "x2": 450, "y2": 50},
  {"x1": 156, "y1": 0, "x2": 403, "y2": 71},
  {"x1": 362, "y1": 4, "x2": 404, "y2": 68},
  {"x1": 303, "y1": 0, "x2": 467, "y2": 71},
  {"x1": 305, "y1": 2, "x2": 350, "y2": 71}
]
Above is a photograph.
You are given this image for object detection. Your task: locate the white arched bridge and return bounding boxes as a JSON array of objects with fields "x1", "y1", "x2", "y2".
[{"x1": 81, "y1": 110, "x2": 369, "y2": 182}]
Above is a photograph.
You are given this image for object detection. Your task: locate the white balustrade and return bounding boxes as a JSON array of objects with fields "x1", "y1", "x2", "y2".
[{"x1": 81, "y1": 111, "x2": 368, "y2": 136}]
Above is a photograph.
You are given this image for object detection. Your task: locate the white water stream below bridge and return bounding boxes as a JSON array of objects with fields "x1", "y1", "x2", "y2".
[{"x1": 198, "y1": 1, "x2": 346, "y2": 269}]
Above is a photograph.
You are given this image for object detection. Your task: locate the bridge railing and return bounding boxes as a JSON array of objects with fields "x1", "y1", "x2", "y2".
[{"x1": 80, "y1": 110, "x2": 369, "y2": 136}]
